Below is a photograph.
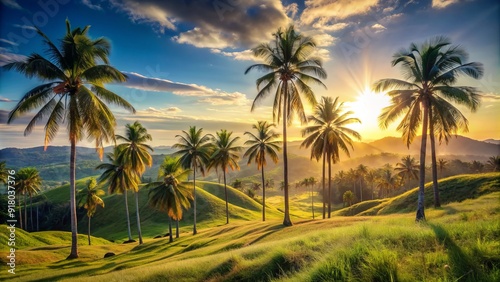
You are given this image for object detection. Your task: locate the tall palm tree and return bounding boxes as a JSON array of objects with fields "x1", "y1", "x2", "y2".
[
  {"x1": 209, "y1": 130, "x2": 242, "y2": 224},
  {"x1": 15, "y1": 168, "x2": 42, "y2": 231},
  {"x1": 343, "y1": 190, "x2": 354, "y2": 207},
  {"x1": 77, "y1": 178, "x2": 105, "y2": 246},
  {"x1": 486, "y1": 156, "x2": 500, "y2": 172},
  {"x1": 308, "y1": 177, "x2": 318, "y2": 219},
  {"x1": 356, "y1": 164, "x2": 368, "y2": 202},
  {"x1": 173, "y1": 126, "x2": 212, "y2": 235},
  {"x1": 245, "y1": 26, "x2": 327, "y2": 226},
  {"x1": 394, "y1": 155, "x2": 419, "y2": 190},
  {"x1": 301, "y1": 96, "x2": 361, "y2": 218},
  {"x1": 364, "y1": 169, "x2": 377, "y2": 200},
  {"x1": 116, "y1": 121, "x2": 153, "y2": 245},
  {"x1": 244, "y1": 121, "x2": 281, "y2": 221},
  {"x1": 147, "y1": 156, "x2": 193, "y2": 243},
  {"x1": 373, "y1": 36, "x2": 483, "y2": 220},
  {"x1": 96, "y1": 147, "x2": 139, "y2": 242},
  {"x1": 4, "y1": 20, "x2": 135, "y2": 258}
]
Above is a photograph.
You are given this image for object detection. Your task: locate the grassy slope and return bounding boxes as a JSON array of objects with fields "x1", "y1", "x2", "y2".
[
  {"x1": 332, "y1": 173, "x2": 500, "y2": 216},
  {"x1": 2, "y1": 173, "x2": 498, "y2": 281},
  {"x1": 1, "y1": 191, "x2": 498, "y2": 281},
  {"x1": 40, "y1": 180, "x2": 283, "y2": 241}
]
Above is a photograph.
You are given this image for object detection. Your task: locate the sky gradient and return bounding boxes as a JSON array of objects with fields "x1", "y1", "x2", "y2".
[{"x1": 0, "y1": 0, "x2": 499, "y2": 149}]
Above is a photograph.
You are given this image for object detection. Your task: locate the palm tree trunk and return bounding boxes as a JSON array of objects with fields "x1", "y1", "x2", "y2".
[
  {"x1": 261, "y1": 166, "x2": 266, "y2": 221},
  {"x1": 168, "y1": 216, "x2": 173, "y2": 243},
  {"x1": 359, "y1": 179, "x2": 363, "y2": 202},
  {"x1": 311, "y1": 183, "x2": 315, "y2": 219},
  {"x1": 124, "y1": 189, "x2": 133, "y2": 241},
  {"x1": 68, "y1": 137, "x2": 79, "y2": 258},
  {"x1": 30, "y1": 195, "x2": 33, "y2": 231},
  {"x1": 88, "y1": 216, "x2": 91, "y2": 246},
  {"x1": 192, "y1": 162, "x2": 197, "y2": 235},
  {"x1": 18, "y1": 199, "x2": 23, "y2": 230},
  {"x1": 135, "y1": 191, "x2": 143, "y2": 244},
  {"x1": 24, "y1": 193, "x2": 27, "y2": 231},
  {"x1": 327, "y1": 150, "x2": 332, "y2": 218},
  {"x1": 36, "y1": 204, "x2": 39, "y2": 231},
  {"x1": 176, "y1": 220, "x2": 179, "y2": 238},
  {"x1": 282, "y1": 84, "x2": 292, "y2": 227},
  {"x1": 416, "y1": 99, "x2": 429, "y2": 221},
  {"x1": 322, "y1": 139, "x2": 327, "y2": 219},
  {"x1": 429, "y1": 108, "x2": 440, "y2": 208},
  {"x1": 224, "y1": 170, "x2": 229, "y2": 224}
]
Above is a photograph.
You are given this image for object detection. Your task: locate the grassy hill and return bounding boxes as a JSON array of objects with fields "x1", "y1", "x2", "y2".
[
  {"x1": 332, "y1": 173, "x2": 500, "y2": 216},
  {"x1": 37, "y1": 180, "x2": 283, "y2": 241},
  {"x1": 0, "y1": 184, "x2": 498, "y2": 281}
]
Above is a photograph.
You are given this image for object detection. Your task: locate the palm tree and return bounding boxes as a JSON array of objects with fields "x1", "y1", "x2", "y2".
[
  {"x1": 303, "y1": 176, "x2": 318, "y2": 219},
  {"x1": 438, "y1": 158, "x2": 448, "y2": 177},
  {"x1": 245, "y1": 26, "x2": 327, "y2": 226},
  {"x1": 394, "y1": 155, "x2": 419, "y2": 190},
  {"x1": 376, "y1": 169, "x2": 399, "y2": 198},
  {"x1": 15, "y1": 168, "x2": 42, "y2": 231},
  {"x1": 364, "y1": 169, "x2": 377, "y2": 200},
  {"x1": 97, "y1": 147, "x2": 139, "y2": 242},
  {"x1": 209, "y1": 129, "x2": 242, "y2": 224},
  {"x1": 301, "y1": 97, "x2": 361, "y2": 218},
  {"x1": 343, "y1": 190, "x2": 354, "y2": 207},
  {"x1": 244, "y1": 121, "x2": 281, "y2": 221},
  {"x1": 147, "y1": 156, "x2": 193, "y2": 243},
  {"x1": 0, "y1": 161, "x2": 7, "y2": 185},
  {"x1": 116, "y1": 121, "x2": 153, "y2": 245},
  {"x1": 4, "y1": 20, "x2": 135, "y2": 258},
  {"x1": 173, "y1": 126, "x2": 212, "y2": 235},
  {"x1": 373, "y1": 36, "x2": 483, "y2": 220},
  {"x1": 486, "y1": 156, "x2": 500, "y2": 172},
  {"x1": 356, "y1": 164, "x2": 368, "y2": 202},
  {"x1": 77, "y1": 178, "x2": 105, "y2": 246}
]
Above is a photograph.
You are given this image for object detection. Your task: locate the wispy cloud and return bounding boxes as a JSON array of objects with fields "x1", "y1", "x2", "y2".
[
  {"x1": 0, "y1": 38, "x2": 18, "y2": 46},
  {"x1": 210, "y1": 49, "x2": 257, "y2": 61},
  {"x1": 0, "y1": 52, "x2": 26, "y2": 66},
  {"x1": 432, "y1": 0, "x2": 461, "y2": 9},
  {"x1": 121, "y1": 72, "x2": 250, "y2": 106},
  {"x1": 480, "y1": 93, "x2": 500, "y2": 102},
  {"x1": 0, "y1": 0, "x2": 22, "y2": 9},
  {"x1": 82, "y1": 0, "x2": 103, "y2": 10},
  {"x1": 301, "y1": 0, "x2": 379, "y2": 24},
  {"x1": 0, "y1": 96, "x2": 17, "y2": 102}
]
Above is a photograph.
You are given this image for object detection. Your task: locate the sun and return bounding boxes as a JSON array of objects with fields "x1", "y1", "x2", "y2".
[{"x1": 345, "y1": 87, "x2": 391, "y2": 140}]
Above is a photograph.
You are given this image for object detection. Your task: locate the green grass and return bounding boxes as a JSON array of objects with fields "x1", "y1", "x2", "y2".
[
  {"x1": 335, "y1": 172, "x2": 500, "y2": 216},
  {"x1": 1, "y1": 173, "x2": 498, "y2": 281}
]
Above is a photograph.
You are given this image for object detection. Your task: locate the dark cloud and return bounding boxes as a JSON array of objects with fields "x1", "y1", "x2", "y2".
[{"x1": 110, "y1": 0, "x2": 290, "y2": 48}]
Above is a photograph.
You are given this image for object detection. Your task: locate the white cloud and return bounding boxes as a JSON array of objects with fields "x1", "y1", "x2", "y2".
[
  {"x1": 210, "y1": 49, "x2": 257, "y2": 61},
  {"x1": 301, "y1": 0, "x2": 380, "y2": 24},
  {"x1": 284, "y1": 3, "x2": 299, "y2": 19},
  {"x1": 0, "y1": 0, "x2": 22, "y2": 9},
  {"x1": 480, "y1": 93, "x2": 500, "y2": 102},
  {"x1": 0, "y1": 38, "x2": 18, "y2": 46},
  {"x1": 432, "y1": 0, "x2": 461, "y2": 9},
  {"x1": 121, "y1": 72, "x2": 250, "y2": 106},
  {"x1": 312, "y1": 33, "x2": 336, "y2": 47},
  {"x1": 0, "y1": 52, "x2": 27, "y2": 66},
  {"x1": 312, "y1": 20, "x2": 351, "y2": 32},
  {"x1": 82, "y1": 0, "x2": 103, "y2": 10},
  {"x1": 371, "y1": 23, "x2": 386, "y2": 33}
]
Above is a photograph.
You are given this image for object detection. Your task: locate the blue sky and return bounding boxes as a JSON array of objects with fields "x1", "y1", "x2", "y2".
[{"x1": 0, "y1": 0, "x2": 499, "y2": 148}]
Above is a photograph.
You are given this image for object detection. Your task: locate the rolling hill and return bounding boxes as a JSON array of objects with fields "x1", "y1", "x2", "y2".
[{"x1": 0, "y1": 173, "x2": 498, "y2": 281}]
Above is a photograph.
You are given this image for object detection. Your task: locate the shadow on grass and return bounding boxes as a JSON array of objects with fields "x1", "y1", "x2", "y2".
[{"x1": 429, "y1": 223, "x2": 483, "y2": 282}]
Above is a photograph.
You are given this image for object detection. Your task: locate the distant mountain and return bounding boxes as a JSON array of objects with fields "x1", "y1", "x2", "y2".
[{"x1": 368, "y1": 135, "x2": 500, "y2": 157}]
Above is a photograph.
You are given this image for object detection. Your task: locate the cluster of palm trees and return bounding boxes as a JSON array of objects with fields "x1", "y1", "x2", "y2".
[
  {"x1": 3, "y1": 16, "x2": 488, "y2": 259},
  {"x1": 12, "y1": 167, "x2": 42, "y2": 232}
]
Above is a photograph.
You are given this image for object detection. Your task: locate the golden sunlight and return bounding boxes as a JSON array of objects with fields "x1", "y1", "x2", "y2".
[{"x1": 345, "y1": 87, "x2": 392, "y2": 140}]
